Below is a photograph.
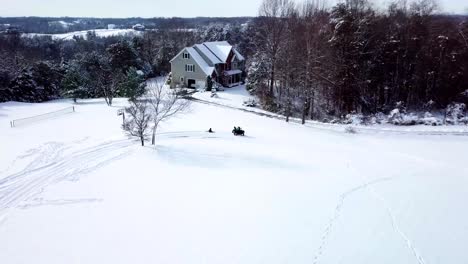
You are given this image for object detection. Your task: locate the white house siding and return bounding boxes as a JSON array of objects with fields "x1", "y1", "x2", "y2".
[{"x1": 170, "y1": 48, "x2": 212, "y2": 89}]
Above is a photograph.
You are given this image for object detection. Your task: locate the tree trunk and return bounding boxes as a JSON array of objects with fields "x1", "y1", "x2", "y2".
[
  {"x1": 310, "y1": 89, "x2": 315, "y2": 120},
  {"x1": 141, "y1": 137, "x2": 145, "y2": 146},
  {"x1": 269, "y1": 63, "x2": 275, "y2": 95},
  {"x1": 301, "y1": 99, "x2": 307, "y2": 125},
  {"x1": 151, "y1": 124, "x2": 158, "y2": 145}
]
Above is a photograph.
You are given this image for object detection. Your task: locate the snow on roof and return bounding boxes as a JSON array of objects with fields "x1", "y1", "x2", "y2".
[
  {"x1": 194, "y1": 44, "x2": 222, "y2": 65},
  {"x1": 203, "y1": 41, "x2": 232, "y2": 63},
  {"x1": 186, "y1": 47, "x2": 215, "y2": 76},
  {"x1": 224, "y1": 69, "x2": 242, "y2": 75},
  {"x1": 233, "y1": 48, "x2": 245, "y2": 61}
]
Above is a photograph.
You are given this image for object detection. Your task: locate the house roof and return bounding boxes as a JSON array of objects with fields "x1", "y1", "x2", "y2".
[
  {"x1": 194, "y1": 44, "x2": 222, "y2": 64},
  {"x1": 232, "y1": 48, "x2": 245, "y2": 61},
  {"x1": 170, "y1": 41, "x2": 244, "y2": 76},
  {"x1": 202, "y1": 41, "x2": 233, "y2": 63},
  {"x1": 186, "y1": 47, "x2": 215, "y2": 76},
  {"x1": 224, "y1": 69, "x2": 242, "y2": 75}
]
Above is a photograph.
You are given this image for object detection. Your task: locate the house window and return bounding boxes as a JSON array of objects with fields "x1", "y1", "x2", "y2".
[
  {"x1": 183, "y1": 52, "x2": 190, "y2": 59},
  {"x1": 232, "y1": 61, "x2": 238, "y2": 70},
  {"x1": 185, "y1": 64, "x2": 195, "y2": 72},
  {"x1": 180, "y1": 77, "x2": 184, "y2": 82}
]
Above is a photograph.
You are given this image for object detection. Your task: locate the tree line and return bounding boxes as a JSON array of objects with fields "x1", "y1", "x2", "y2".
[
  {"x1": 0, "y1": 29, "x2": 199, "y2": 104},
  {"x1": 246, "y1": 0, "x2": 468, "y2": 122}
]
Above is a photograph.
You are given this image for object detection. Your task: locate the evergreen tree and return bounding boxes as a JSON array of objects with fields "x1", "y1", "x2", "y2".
[
  {"x1": 120, "y1": 67, "x2": 146, "y2": 101},
  {"x1": 206, "y1": 75, "x2": 213, "y2": 91},
  {"x1": 9, "y1": 68, "x2": 44, "y2": 102},
  {"x1": 107, "y1": 41, "x2": 139, "y2": 74},
  {"x1": 61, "y1": 61, "x2": 89, "y2": 102}
]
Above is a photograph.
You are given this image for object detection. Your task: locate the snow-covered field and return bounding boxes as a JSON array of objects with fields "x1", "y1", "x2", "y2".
[
  {"x1": 22, "y1": 29, "x2": 143, "y2": 40},
  {"x1": 1, "y1": 94, "x2": 468, "y2": 264}
]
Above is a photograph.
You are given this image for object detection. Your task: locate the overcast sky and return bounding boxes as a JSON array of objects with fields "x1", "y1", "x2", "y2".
[{"x1": 0, "y1": 0, "x2": 466, "y2": 18}]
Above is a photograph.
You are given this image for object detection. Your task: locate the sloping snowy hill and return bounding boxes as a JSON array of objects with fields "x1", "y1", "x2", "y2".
[{"x1": 0, "y1": 98, "x2": 467, "y2": 264}]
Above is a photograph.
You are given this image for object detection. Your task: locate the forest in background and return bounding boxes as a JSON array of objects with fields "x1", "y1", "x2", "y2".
[
  {"x1": 0, "y1": 17, "x2": 251, "y2": 33},
  {"x1": 1, "y1": 0, "x2": 467, "y2": 124}
]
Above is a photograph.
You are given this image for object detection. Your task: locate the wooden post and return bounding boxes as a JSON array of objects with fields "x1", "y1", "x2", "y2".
[
  {"x1": 72, "y1": 106, "x2": 75, "y2": 112},
  {"x1": 10, "y1": 121, "x2": 13, "y2": 128},
  {"x1": 122, "y1": 111, "x2": 125, "y2": 124}
]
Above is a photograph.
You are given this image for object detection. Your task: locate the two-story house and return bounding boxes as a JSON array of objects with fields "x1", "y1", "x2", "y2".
[{"x1": 170, "y1": 41, "x2": 245, "y2": 89}]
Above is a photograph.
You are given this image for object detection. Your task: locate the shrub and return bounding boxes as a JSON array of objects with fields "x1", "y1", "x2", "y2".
[
  {"x1": 343, "y1": 112, "x2": 364, "y2": 125},
  {"x1": 388, "y1": 109, "x2": 420, "y2": 126},
  {"x1": 445, "y1": 103, "x2": 466, "y2": 125},
  {"x1": 345, "y1": 126, "x2": 357, "y2": 134},
  {"x1": 243, "y1": 99, "x2": 258, "y2": 107},
  {"x1": 421, "y1": 112, "x2": 442, "y2": 126}
]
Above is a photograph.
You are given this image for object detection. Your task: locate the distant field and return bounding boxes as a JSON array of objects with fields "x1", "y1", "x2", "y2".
[{"x1": 22, "y1": 28, "x2": 143, "y2": 40}]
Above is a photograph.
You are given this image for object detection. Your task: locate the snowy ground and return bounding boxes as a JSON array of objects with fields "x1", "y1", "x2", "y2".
[
  {"x1": 22, "y1": 29, "x2": 143, "y2": 40},
  {"x1": 1, "y1": 95, "x2": 468, "y2": 264}
]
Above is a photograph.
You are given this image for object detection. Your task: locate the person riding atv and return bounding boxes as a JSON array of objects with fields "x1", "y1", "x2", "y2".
[{"x1": 232, "y1": 126, "x2": 245, "y2": 136}]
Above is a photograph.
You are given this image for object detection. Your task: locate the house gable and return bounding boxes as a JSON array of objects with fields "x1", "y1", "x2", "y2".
[{"x1": 170, "y1": 47, "x2": 214, "y2": 77}]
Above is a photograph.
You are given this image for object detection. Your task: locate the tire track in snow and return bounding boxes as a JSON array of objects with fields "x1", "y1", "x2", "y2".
[
  {"x1": 312, "y1": 177, "x2": 394, "y2": 264},
  {"x1": 0, "y1": 142, "x2": 69, "y2": 191},
  {"x1": 0, "y1": 139, "x2": 133, "y2": 225},
  {"x1": 18, "y1": 198, "x2": 103, "y2": 209},
  {"x1": 0, "y1": 137, "x2": 90, "y2": 186}
]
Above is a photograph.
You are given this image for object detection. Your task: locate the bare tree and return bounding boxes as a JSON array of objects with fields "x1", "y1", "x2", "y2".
[
  {"x1": 122, "y1": 100, "x2": 152, "y2": 146},
  {"x1": 100, "y1": 71, "x2": 122, "y2": 107},
  {"x1": 258, "y1": 0, "x2": 295, "y2": 96},
  {"x1": 460, "y1": 21, "x2": 468, "y2": 49},
  {"x1": 299, "y1": 0, "x2": 329, "y2": 123},
  {"x1": 147, "y1": 79, "x2": 190, "y2": 145}
]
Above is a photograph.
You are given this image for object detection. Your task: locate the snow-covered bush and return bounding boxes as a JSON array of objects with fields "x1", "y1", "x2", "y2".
[
  {"x1": 461, "y1": 117, "x2": 468, "y2": 125},
  {"x1": 401, "y1": 113, "x2": 420, "y2": 125},
  {"x1": 243, "y1": 99, "x2": 258, "y2": 107},
  {"x1": 343, "y1": 112, "x2": 364, "y2": 125},
  {"x1": 445, "y1": 103, "x2": 466, "y2": 125},
  {"x1": 421, "y1": 112, "x2": 442, "y2": 126},
  {"x1": 373, "y1": 112, "x2": 387, "y2": 124},
  {"x1": 388, "y1": 108, "x2": 402, "y2": 124},
  {"x1": 213, "y1": 83, "x2": 224, "y2": 92},
  {"x1": 388, "y1": 109, "x2": 420, "y2": 126},
  {"x1": 345, "y1": 126, "x2": 357, "y2": 134},
  {"x1": 210, "y1": 91, "x2": 219, "y2": 98}
]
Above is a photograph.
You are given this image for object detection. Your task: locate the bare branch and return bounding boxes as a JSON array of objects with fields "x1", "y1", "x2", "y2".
[{"x1": 146, "y1": 78, "x2": 190, "y2": 145}]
